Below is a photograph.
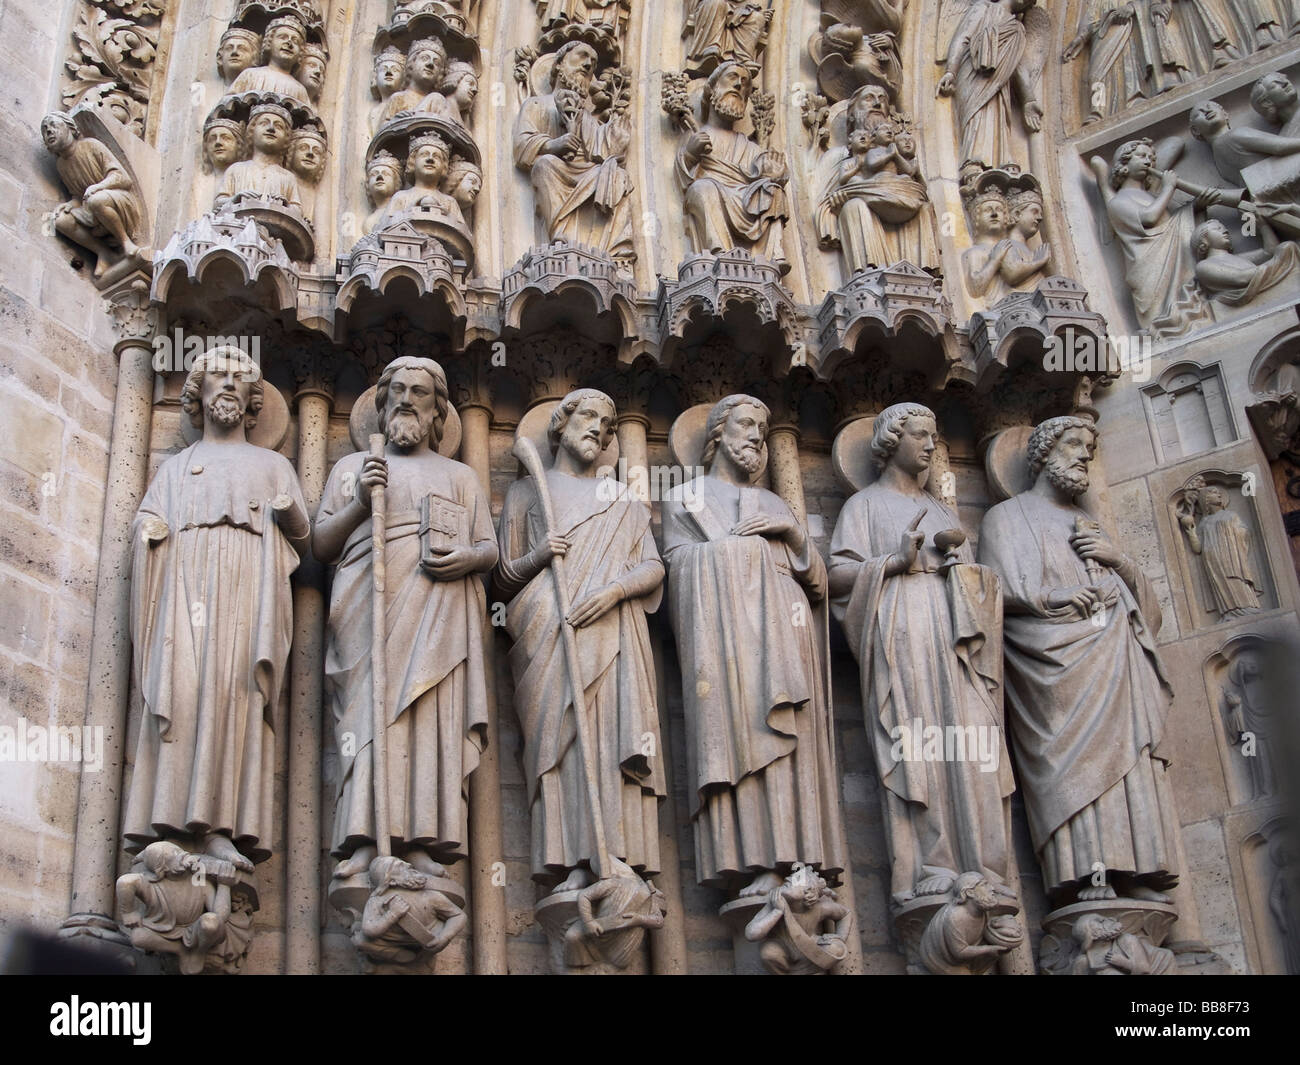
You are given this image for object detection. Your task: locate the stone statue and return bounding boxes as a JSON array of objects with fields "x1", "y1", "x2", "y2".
[
  {"x1": 673, "y1": 61, "x2": 789, "y2": 266},
  {"x1": 494, "y1": 389, "x2": 666, "y2": 893},
  {"x1": 829, "y1": 405, "x2": 1016, "y2": 907},
  {"x1": 1064, "y1": 1, "x2": 1163, "y2": 123},
  {"x1": 214, "y1": 103, "x2": 302, "y2": 212},
  {"x1": 40, "y1": 111, "x2": 144, "y2": 281},
  {"x1": 116, "y1": 840, "x2": 239, "y2": 975},
  {"x1": 936, "y1": 0, "x2": 1049, "y2": 170},
  {"x1": 809, "y1": 0, "x2": 906, "y2": 100},
  {"x1": 1090, "y1": 138, "x2": 1218, "y2": 336},
  {"x1": 1252, "y1": 71, "x2": 1300, "y2": 137},
  {"x1": 661, "y1": 395, "x2": 844, "y2": 898},
  {"x1": 202, "y1": 116, "x2": 244, "y2": 175},
  {"x1": 1192, "y1": 218, "x2": 1300, "y2": 306},
  {"x1": 1222, "y1": 646, "x2": 1276, "y2": 798},
  {"x1": 979, "y1": 417, "x2": 1181, "y2": 906},
  {"x1": 441, "y1": 60, "x2": 478, "y2": 127},
  {"x1": 1177, "y1": 478, "x2": 1263, "y2": 617},
  {"x1": 1068, "y1": 913, "x2": 1176, "y2": 974},
  {"x1": 216, "y1": 27, "x2": 260, "y2": 84},
  {"x1": 816, "y1": 114, "x2": 938, "y2": 275},
  {"x1": 370, "y1": 46, "x2": 407, "y2": 135},
  {"x1": 287, "y1": 126, "x2": 326, "y2": 185},
  {"x1": 443, "y1": 155, "x2": 482, "y2": 211},
  {"x1": 743, "y1": 863, "x2": 852, "y2": 975},
  {"x1": 682, "y1": 0, "x2": 772, "y2": 74},
  {"x1": 916, "y1": 872, "x2": 1024, "y2": 975},
  {"x1": 122, "y1": 348, "x2": 309, "y2": 876},
  {"x1": 564, "y1": 867, "x2": 667, "y2": 971},
  {"x1": 351, "y1": 856, "x2": 468, "y2": 964},
  {"x1": 377, "y1": 38, "x2": 450, "y2": 126},
  {"x1": 314, "y1": 357, "x2": 496, "y2": 892},
  {"x1": 294, "y1": 42, "x2": 327, "y2": 104},
  {"x1": 539, "y1": 0, "x2": 629, "y2": 35},
  {"x1": 364, "y1": 150, "x2": 404, "y2": 232},
  {"x1": 228, "y1": 16, "x2": 311, "y2": 104},
  {"x1": 961, "y1": 170, "x2": 1050, "y2": 303},
  {"x1": 1169, "y1": 0, "x2": 1244, "y2": 71},
  {"x1": 378, "y1": 133, "x2": 465, "y2": 228},
  {"x1": 513, "y1": 41, "x2": 634, "y2": 264},
  {"x1": 1190, "y1": 98, "x2": 1300, "y2": 188}
]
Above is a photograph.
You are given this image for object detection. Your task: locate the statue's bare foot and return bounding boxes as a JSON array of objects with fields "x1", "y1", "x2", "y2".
[
  {"x1": 92, "y1": 257, "x2": 109, "y2": 280},
  {"x1": 553, "y1": 867, "x2": 592, "y2": 894},
  {"x1": 914, "y1": 874, "x2": 954, "y2": 897},
  {"x1": 1123, "y1": 884, "x2": 1171, "y2": 903},
  {"x1": 333, "y1": 847, "x2": 375, "y2": 881},
  {"x1": 204, "y1": 833, "x2": 253, "y2": 872},
  {"x1": 405, "y1": 850, "x2": 447, "y2": 878},
  {"x1": 1077, "y1": 883, "x2": 1118, "y2": 902},
  {"x1": 738, "y1": 870, "x2": 782, "y2": 898}
]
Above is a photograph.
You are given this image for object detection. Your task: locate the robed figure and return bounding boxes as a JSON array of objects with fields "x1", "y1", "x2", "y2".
[
  {"x1": 124, "y1": 349, "x2": 308, "y2": 870},
  {"x1": 513, "y1": 41, "x2": 634, "y2": 262},
  {"x1": 495, "y1": 390, "x2": 666, "y2": 892},
  {"x1": 829, "y1": 405, "x2": 1015, "y2": 904},
  {"x1": 661, "y1": 396, "x2": 844, "y2": 896},
  {"x1": 979, "y1": 417, "x2": 1181, "y2": 902},
  {"x1": 315, "y1": 357, "x2": 497, "y2": 881}
]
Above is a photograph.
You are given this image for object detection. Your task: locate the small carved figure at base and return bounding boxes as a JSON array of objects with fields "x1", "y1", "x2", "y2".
[
  {"x1": 916, "y1": 871, "x2": 1023, "y2": 976},
  {"x1": 1068, "y1": 913, "x2": 1176, "y2": 975},
  {"x1": 562, "y1": 859, "x2": 666, "y2": 971},
  {"x1": 115, "y1": 840, "x2": 239, "y2": 975},
  {"x1": 743, "y1": 863, "x2": 851, "y2": 975},
  {"x1": 351, "y1": 856, "x2": 467, "y2": 965}
]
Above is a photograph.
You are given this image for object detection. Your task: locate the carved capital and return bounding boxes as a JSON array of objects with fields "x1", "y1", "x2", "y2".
[{"x1": 103, "y1": 277, "x2": 156, "y2": 350}]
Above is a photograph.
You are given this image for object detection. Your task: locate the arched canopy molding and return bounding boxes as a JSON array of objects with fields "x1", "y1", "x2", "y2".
[
  {"x1": 336, "y1": 279, "x2": 463, "y2": 379},
  {"x1": 334, "y1": 264, "x2": 466, "y2": 348},
  {"x1": 500, "y1": 242, "x2": 641, "y2": 361},
  {"x1": 816, "y1": 262, "x2": 957, "y2": 383},
  {"x1": 152, "y1": 253, "x2": 300, "y2": 340}
]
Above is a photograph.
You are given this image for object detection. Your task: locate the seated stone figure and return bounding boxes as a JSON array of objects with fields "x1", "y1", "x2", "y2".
[
  {"x1": 1192, "y1": 217, "x2": 1300, "y2": 306},
  {"x1": 214, "y1": 102, "x2": 302, "y2": 212},
  {"x1": 40, "y1": 111, "x2": 144, "y2": 280},
  {"x1": 229, "y1": 16, "x2": 311, "y2": 105}
]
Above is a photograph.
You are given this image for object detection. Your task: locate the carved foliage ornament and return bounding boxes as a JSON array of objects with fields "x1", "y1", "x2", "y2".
[{"x1": 63, "y1": 0, "x2": 164, "y2": 136}]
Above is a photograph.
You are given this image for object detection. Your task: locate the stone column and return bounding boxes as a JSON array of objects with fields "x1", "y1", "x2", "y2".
[
  {"x1": 284, "y1": 357, "x2": 334, "y2": 974},
  {"x1": 61, "y1": 278, "x2": 156, "y2": 943},
  {"x1": 459, "y1": 399, "x2": 509, "y2": 975},
  {"x1": 765, "y1": 423, "x2": 806, "y2": 525},
  {"x1": 616, "y1": 411, "x2": 650, "y2": 502}
]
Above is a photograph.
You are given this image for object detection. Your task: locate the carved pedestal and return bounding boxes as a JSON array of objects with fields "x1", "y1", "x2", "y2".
[{"x1": 1039, "y1": 899, "x2": 1179, "y2": 976}]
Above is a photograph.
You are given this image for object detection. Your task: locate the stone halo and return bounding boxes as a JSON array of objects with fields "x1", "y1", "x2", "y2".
[
  {"x1": 515, "y1": 397, "x2": 620, "y2": 474},
  {"x1": 180, "y1": 379, "x2": 291, "y2": 452},
  {"x1": 348, "y1": 383, "x2": 462, "y2": 457}
]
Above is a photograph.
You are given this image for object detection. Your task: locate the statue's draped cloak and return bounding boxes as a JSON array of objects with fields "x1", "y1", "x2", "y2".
[
  {"x1": 321, "y1": 451, "x2": 492, "y2": 861},
  {"x1": 979, "y1": 492, "x2": 1180, "y2": 892},
  {"x1": 830, "y1": 484, "x2": 1013, "y2": 897},
  {"x1": 124, "y1": 441, "x2": 306, "y2": 862},
  {"x1": 662, "y1": 478, "x2": 844, "y2": 888},
  {"x1": 498, "y1": 473, "x2": 666, "y2": 882}
]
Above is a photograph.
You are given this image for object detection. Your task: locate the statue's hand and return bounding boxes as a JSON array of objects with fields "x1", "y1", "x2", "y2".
[
  {"x1": 531, "y1": 533, "x2": 570, "y2": 567},
  {"x1": 887, "y1": 508, "x2": 926, "y2": 576},
  {"x1": 567, "y1": 583, "x2": 622, "y2": 628},
  {"x1": 384, "y1": 894, "x2": 410, "y2": 917},
  {"x1": 140, "y1": 516, "x2": 169, "y2": 544},
  {"x1": 421, "y1": 545, "x2": 478, "y2": 581},
  {"x1": 730, "y1": 513, "x2": 797, "y2": 546},
  {"x1": 757, "y1": 149, "x2": 788, "y2": 181},
  {"x1": 1024, "y1": 102, "x2": 1043, "y2": 133},
  {"x1": 546, "y1": 133, "x2": 581, "y2": 159},
  {"x1": 1045, "y1": 584, "x2": 1103, "y2": 617},
  {"x1": 1069, "y1": 527, "x2": 1124, "y2": 569},
  {"x1": 1194, "y1": 187, "x2": 1223, "y2": 209},
  {"x1": 1063, "y1": 34, "x2": 1088, "y2": 62},
  {"x1": 357, "y1": 454, "x2": 388, "y2": 509},
  {"x1": 936, "y1": 72, "x2": 956, "y2": 99},
  {"x1": 685, "y1": 130, "x2": 713, "y2": 160}
]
